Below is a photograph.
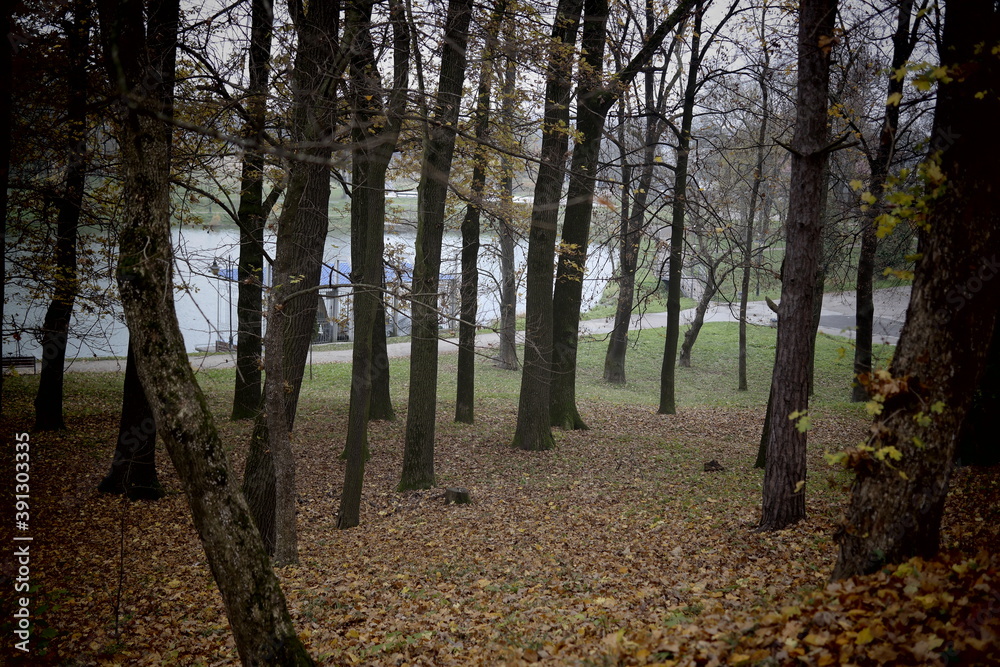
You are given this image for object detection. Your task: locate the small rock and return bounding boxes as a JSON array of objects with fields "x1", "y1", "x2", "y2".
[{"x1": 704, "y1": 459, "x2": 725, "y2": 472}]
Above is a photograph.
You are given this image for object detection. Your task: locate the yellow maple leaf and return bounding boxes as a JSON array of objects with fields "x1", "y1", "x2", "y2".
[{"x1": 856, "y1": 627, "x2": 875, "y2": 645}]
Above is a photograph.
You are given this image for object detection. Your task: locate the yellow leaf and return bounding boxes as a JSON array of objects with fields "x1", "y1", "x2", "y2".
[
  {"x1": 886, "y1": 92, "x2": 902, "y2": 106},
  {"x1": 849, "y1": 179, "x2": 864, "y2": 191},
  {"x1": 803, "y1": 632, "x2": 828, "y2": 646},
  {"x1": 855, "y1": 627, "x2": 875, "y2": 645}
]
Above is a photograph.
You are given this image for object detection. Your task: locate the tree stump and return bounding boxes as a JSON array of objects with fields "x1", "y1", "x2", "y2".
[{"x1": 445, "y1": 487, "x2": 471, "y2": 504}]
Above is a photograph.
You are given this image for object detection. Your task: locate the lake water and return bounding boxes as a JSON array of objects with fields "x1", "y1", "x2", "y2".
[{"x1": 4, "y1": 225, "x2": 614, "y2": 360}]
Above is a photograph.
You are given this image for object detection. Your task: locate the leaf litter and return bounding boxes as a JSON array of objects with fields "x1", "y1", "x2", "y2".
[{"x1": 1, "y1": 384, "x2": 997, "y2": 666}]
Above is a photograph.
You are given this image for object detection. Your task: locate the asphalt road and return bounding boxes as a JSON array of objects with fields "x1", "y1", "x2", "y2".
[{"x1": 57, "y1": 287, "x2": 910, "y2": 374}]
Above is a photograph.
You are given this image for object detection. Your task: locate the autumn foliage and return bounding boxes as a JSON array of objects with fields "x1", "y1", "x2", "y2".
[{"x1": 1, "y1": 373, "x2": 996, "y2": 665}]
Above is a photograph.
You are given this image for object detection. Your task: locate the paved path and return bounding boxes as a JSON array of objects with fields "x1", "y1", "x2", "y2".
[{"x1": 62, "y1": 287, "x2": 910, "y2": 374}]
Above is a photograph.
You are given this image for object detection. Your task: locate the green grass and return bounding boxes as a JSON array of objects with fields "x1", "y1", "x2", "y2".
[
  {"x1": 568, "y1": 322, "x2": 866, "y2": 411},
  {"x1": 21, "y1": 318, "x2": 882, "y2": 426},
  {"x1": 283, "y1": 321, "x2": 873, "y2": 417},
  {"x1": 141, "y1": 320, "x2": 880, "y2": 419}
]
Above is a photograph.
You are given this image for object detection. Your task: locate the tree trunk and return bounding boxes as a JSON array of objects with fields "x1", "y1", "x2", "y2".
[
  {"x1": 738, "y1": 33, "x2": 770, "y2": 392},
  {"x1": 369, "y1": 297, "x2": 395, "y2": 421},
  {"x1": 511, "y1": 0, "x2": 582, "y2": 451},
  {"x1": 851, "y1": 0, "x2": 917, "y2": 403},
  {"x1": 97, "y1": 0, "x2": 314, "y2": 660},
  {"x1": 456, "y1": 16, "x2": 502, "y2": 424},
  {"x1": 807, "y1": 168, "x2": 832, "y2": 397},
  {"x1": 271, "y1": 0, "x2": 341, "y2": 433},
  {"x1": 399, "y1": 0, "x2": 472, "y2": 489},
  {"x1": 98, "y1": 338, "x2": 164, "y2": 500},
  {"x1": 758, "y1": 0, "x2": 837, "y2": 532},
  {"x1": 833, "y1": 0, "x2": 1000, "y2": 578},
  {"x1": 243, "y1": 0, "x2": 342, "y2": 557},
  {"x1": 603, "y1": 5, "x2": 678, "y2": 384},
  {"x1": 807, "y1": 263, "x2": 826, "y2": 397},
  {"x1": 548, "y1": 0, "x2": 609, "y2": 431},
  {"x1": 603, "y1": 124, "x2": 635, "y2": 385},
  {"x1": 231, "y1": 0, "x2": 274, "y2": 421},
  {"x1": 659, "y1": 3, "x2": 702, "y2": 415},
  {"x1": 261, "y1": 297, "x2": 297, "y2": 565},
  {"x1": 33, "y1": 0, "x2": 89, "y2": 432},
  {"x1": 754, "y1": 383, "x2": 773, "y2": 469},
  {"x1": 553, "y1": 0, "x2": 697, "y2": 425},
  {"x1": 956, "y1": 324, "x2": 1000, "y2": 467},
  {"x1": 494, "y1": 44, "x2": 519, "y2": 372},
  {"x1": 338, "y1": 0, "x2": 409, "y2": 528},
  {"x1": 241, "y1": 408, "x2": 275, "y2": 552},
  {"x1": 679, "y1": 262, "x2": 725, "y2": 367}
]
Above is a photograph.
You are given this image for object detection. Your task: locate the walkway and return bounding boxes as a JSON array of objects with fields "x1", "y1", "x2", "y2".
[{"x1": 62, "y1": 287, "x2": 910, "y2": 374}]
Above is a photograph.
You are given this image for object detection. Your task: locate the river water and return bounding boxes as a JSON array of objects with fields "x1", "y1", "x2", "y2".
[{"x1": 4, "y1": 225, "x2": 614, "y2": 360}]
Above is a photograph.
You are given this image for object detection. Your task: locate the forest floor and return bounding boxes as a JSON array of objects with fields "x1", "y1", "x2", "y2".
[{"x1": 1, "y1": 322, "x2": 998, "y2": 666}]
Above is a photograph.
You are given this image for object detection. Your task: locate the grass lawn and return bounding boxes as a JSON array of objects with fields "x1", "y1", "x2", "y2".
[{"x1": 1, "y1": 323, "x2": 996, "y2": 666}]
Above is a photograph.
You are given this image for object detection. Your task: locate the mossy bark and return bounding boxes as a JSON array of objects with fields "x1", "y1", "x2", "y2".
[{"x1": 98, "y1": 0, "x2": 313, "y2": 660}]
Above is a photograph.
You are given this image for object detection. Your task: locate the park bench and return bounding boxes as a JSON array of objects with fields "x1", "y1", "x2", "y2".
[{"x1": 2, "y1": 356, "x2": 37, "y2": 374}]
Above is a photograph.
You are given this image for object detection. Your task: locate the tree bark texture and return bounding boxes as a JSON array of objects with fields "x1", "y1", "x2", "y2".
[
  {"x1": 97, "y1": 0, "x2": 314, "y2": 661},
  {"x1": 260, "y1": 302, "x2": 297, "y2": 565},
  {"x1": 758, "y1": 0, "x2": 837, "y2": 532},
  {"x1": 399, "y1": 0, "x2": 472, "y2": 489},
  {"x1": 833, "y1": 0, "x2": 1000, "y2": 578},
  {"x1": 231, "y1": 0, "x2": 274, "y2": 421},
  {"x1": 494, "y1": 43, "x2": 520, "y2": 372},
  {"x1": 851, "y1": 0, "x2": 917, "y2": 403},
  {"x1": 270, "y1": 0, "x2": 341, "y2": 431},
  {"x1": 956, "y1": 324, "x2": 1000, "y2": 467},
  {"x1": 338, "y1": 0, "x2": 408, "y2": 529},
  {"x1": 679, "y1": 260, "x2": 727, "y2": 367},
  {"x1": 603, "y1": 128, "x2": 635, "y2": 385},
  {"x1": 806, "y1": 167, "x2": 832, "y2": 398},
  {"x1": 97, "y1": 338, "x2": 164, "y2": 500},
  {"x1": 244, "y1": 0, "x2": 342, "y2": 558},
  {"x1": 738, "y1": 36, "x2": 770, "y2": 392},
  {"x1": 369, "y1": 298, "x2": 395, "y2": 421},
  {"x1": 455, "y1": 20, "x2": 500, "y2": 424},
  {"x1": 548, "y1": 0, "x2": 609, "y2": 431},
  {"x1": 659, "y1": 3, "x2": 702, "y2": 415},
  {"x1": 553, "y1": 0, "x2": 697, "y2": 424},
  {"x1": 511, "y1": 0, "x2": 583, "y2": 451},
  {"x1": 33, "y1": 0, "x2": 89, "y2": 432}
]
